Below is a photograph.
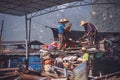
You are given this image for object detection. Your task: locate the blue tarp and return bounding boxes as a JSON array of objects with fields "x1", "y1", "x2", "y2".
[
  {"x1": 10, "y1": 56, "x2": 42, "y2": 71},
  {"x1": 73, "y1": 62, "x2": 87, "y2": 80}
]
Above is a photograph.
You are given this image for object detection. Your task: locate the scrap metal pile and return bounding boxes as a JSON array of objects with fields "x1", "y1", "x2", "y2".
[
  {"x1": 38, "y1": 27, "x2": 120, "y2": 79},
  {"x1": 39, "y1": 44, "x2": 120, "y2": 80}
]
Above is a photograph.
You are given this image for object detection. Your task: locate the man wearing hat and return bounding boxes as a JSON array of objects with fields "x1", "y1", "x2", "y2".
[
  {"x1": 80, "y1": 20, "x2": 97, "y2": 46},
  {"x1": 57, "y1": 18, "x2": 69, "y2": 50}
]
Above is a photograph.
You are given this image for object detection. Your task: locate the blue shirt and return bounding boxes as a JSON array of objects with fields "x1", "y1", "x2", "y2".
[{"x1": 57, "y1": 23, "x2": 65, "y2": 34}]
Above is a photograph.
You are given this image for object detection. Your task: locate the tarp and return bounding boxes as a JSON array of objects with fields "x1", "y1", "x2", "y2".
[
  {"x1": 29, "y1": 40, "x2": 44, "y2": 45},
  {"x1": 73, "y1": 62, "x2": 87, "y2": 80},
  {"x1": 50, "y1": 27, "x2": 120, "y2": 42},
  {"x1": 50, "y1": 28, "x2": 84, "y2": 41}
]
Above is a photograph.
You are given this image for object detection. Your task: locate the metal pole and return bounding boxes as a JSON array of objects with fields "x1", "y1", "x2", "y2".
[
  {"x1": 25, "y1": 14, "x2": 29, "y2": 70},
  {"x1": 0, "y1": 20, "x2": 4, "y2": 50},
  {"x1": 28, "y1": 18, "x2": 31, "y2": 51},
  {"x1": 8, "y1": 58, "x2": 11, "y2": 68},
  {"x1": 28, "y1": 18, "x2": 31, "y2": 43}
]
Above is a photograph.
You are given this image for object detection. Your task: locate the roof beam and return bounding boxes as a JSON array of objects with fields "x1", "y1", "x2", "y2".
[{"x1": 0, "y1": 0, "x2": 120, "y2": 16}]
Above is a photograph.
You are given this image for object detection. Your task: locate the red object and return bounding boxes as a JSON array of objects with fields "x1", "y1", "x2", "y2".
[
  {"x1": 50, "y1": 42, "x2": 57, "y2": 47},
  {"x1": 44, "y1": 59, "x2": 52, "y2": 65},
  {"x1": 42, "y1": 45, "x2": 48, "y2": 49}
]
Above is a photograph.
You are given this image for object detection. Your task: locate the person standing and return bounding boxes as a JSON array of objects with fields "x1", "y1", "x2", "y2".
[
  {"x1": 64, "y1": 22, "x2": 75, "y2": 48},
  {"x1": 57, "y1": 18, "x2": 69, "y2": 50},
  {"x1": 64, "y1": 22, "x2": 72, "y2": 40},
  {"x1": 80, "y1": 20, "x2": 97, "y2": 46}
]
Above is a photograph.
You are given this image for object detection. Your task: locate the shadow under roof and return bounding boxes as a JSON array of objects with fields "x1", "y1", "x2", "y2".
[{"x1": 0, "y1": 0, "x2": 80, "y2": 16}]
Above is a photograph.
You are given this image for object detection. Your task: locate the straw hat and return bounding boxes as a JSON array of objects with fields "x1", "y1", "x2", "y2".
[
  {"x1": 80, "y1": 20, "x2": 87, "y2": 26},
  {"x1": 81, "y1": 47, "x2": 87, "y2": 51},
  {"x1": 58, "y1": 18, "x2": 69, "y2": 23}
]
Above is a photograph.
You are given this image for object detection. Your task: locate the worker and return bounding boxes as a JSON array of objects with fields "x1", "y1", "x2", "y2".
[
  {"x1": 64, "y1": 22, "x2": 72, "y2": 40},
  {"x1": 80, "y1": 20, "x2": 97, "y2": 46},
  {"x1": 57, "y1": 18, "x2": 69, "y2": 50},
  {"x1": 64, "y1": 22, "x2": 75, "y2": 48},
  {"x1": 81, "y1": 47, "x2": 91, "y2": 77},
  {"x1": 81, "y1": 47, "x2": 89, "y2": 62},
  {"x1": 99, "y1": 36, "x2": 112, "y2": 54}
]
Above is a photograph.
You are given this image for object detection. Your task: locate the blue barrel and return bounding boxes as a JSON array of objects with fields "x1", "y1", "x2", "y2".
[
  {"x1": 10, "y1": 56, "x2": 42, "y2": 72},
  {"x1": 10, "y1": 57, "x2": 22, "y2": 68},
  {"x1": 21, "y1": 56, "x2": 42, "y2": 71},
  {"x1": 29, "y1": 56, "x2": 42, "y2": 71}
]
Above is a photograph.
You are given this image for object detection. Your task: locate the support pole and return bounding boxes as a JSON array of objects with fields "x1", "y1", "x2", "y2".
[
  {"x1": 0, "y1": 20, "x2": 4, "y2": 50},
  {"x1": 25, "y1": 15, "x2": 29, "y2": 70},
  {"x1": 28, "y1": 18, "x2": 31, "y2": 50},
  {"x1": 28, "y1": 18, "x2": 31, "y2": 43}
]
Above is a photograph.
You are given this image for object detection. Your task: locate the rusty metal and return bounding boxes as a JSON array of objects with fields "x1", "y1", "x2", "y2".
[
  {"x1": 0, "y1": 73, "x2": 20, "y2": 80},
  {"x1": 0, "y1": 68, "x2": 18, "y2": 72},
  {"x1": 94, "y1": 71, "x2": 120, "y2": 80},
  {"x1": 20, "y1": 74, "x2": 47, "y2": 80}
]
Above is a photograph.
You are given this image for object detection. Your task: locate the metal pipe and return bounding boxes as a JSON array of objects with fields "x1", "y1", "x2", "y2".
[{"x1": 25, "y1": 14, "x2": 29, "y2": 70}]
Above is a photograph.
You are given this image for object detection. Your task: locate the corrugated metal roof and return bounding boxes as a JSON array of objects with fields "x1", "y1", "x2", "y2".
[{"x1": 0, "y1": 0, "x2": 80, "y2": 16}]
